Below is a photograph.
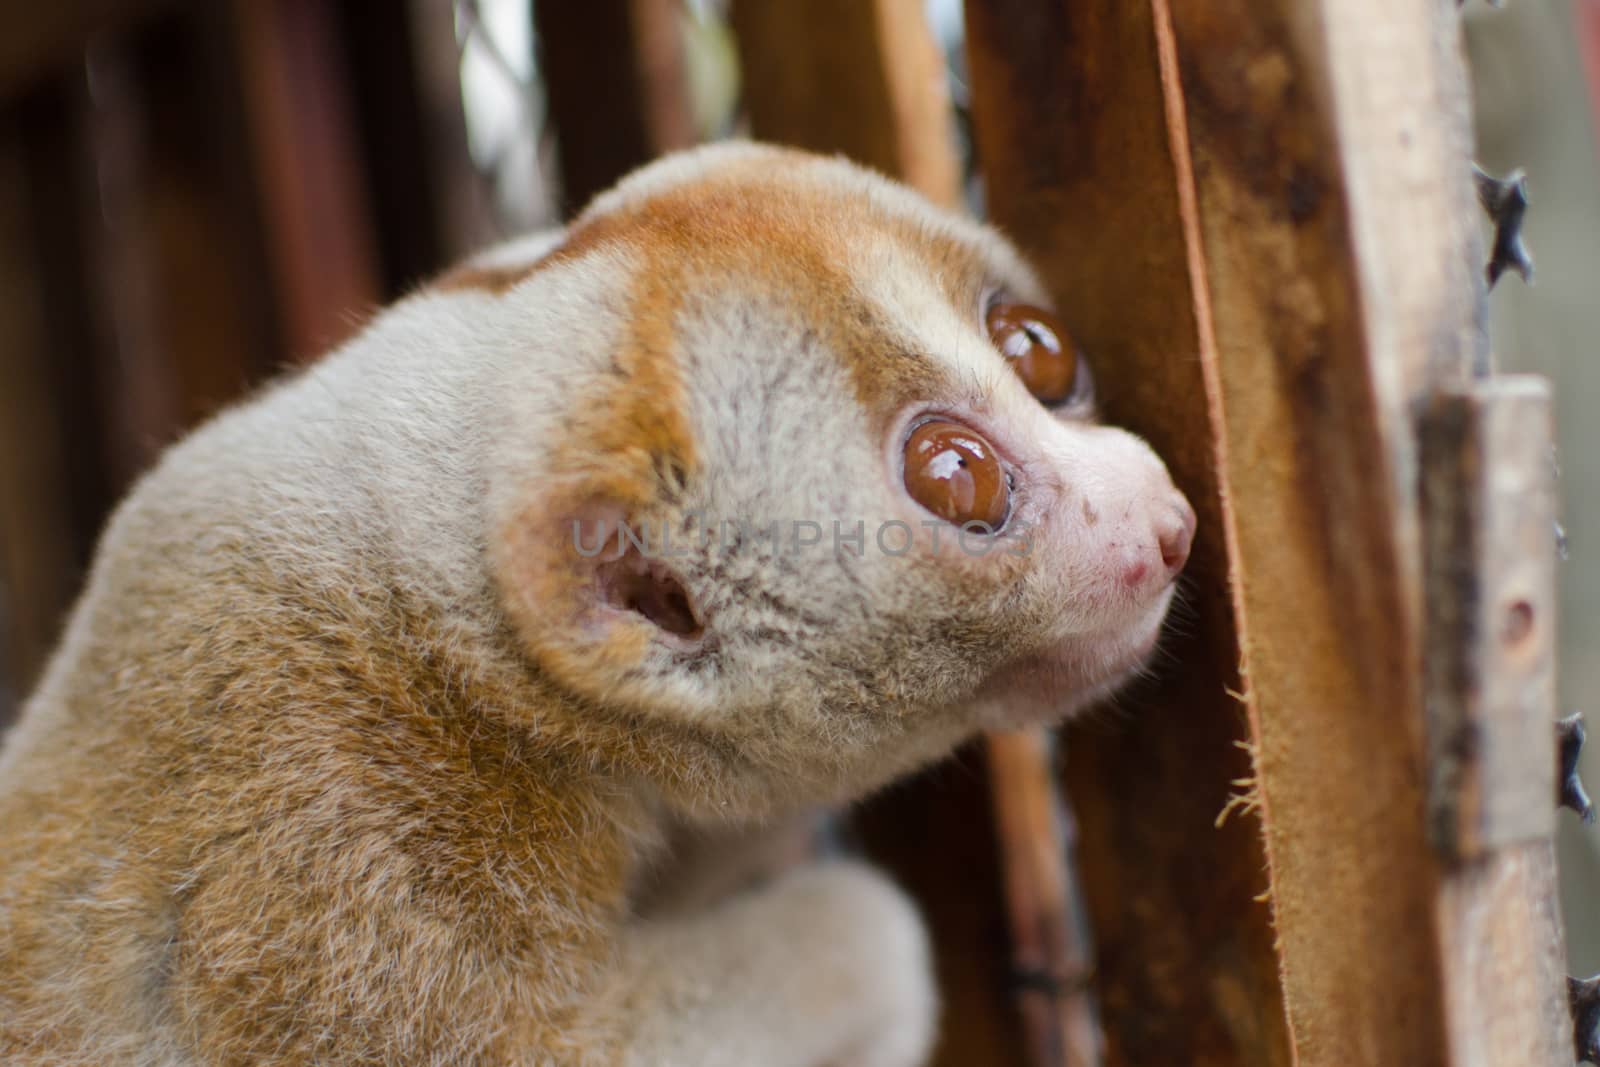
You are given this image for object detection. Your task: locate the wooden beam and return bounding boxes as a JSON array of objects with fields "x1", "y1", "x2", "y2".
[
  {"x1": 1152, "y1": 0, "x2": 1498, "y2": 1063},
  {"x1": 335, "y1": 0, "x2": 486, "y2": 295},
  {"x1": 986, "y1": 730, "x2": 1101, "y2": 1067},
  {"x1": 230, "y1": 0, "x2": 381, "y2": 362},
  {"x1": 0, "y1": 111, "x2": 81, "y2": 728},
  {"x1": 730, "y1": 0, "x2": 961, "y2": 209},
  {"x1": 1421, "y1": 378, "x2": 1569, "y2": 1064},
  {"x1": 533, "y1": 0, "x2": 697, "y2": 217},
  {"x1": 963, "y1": 4, "x2": 1291, "y2": 1065},
  {"x1": 87, "y1": 10, "x2": 284, "y2": 448},
  {"x1": 0, "y1": 80, "x2": 117, "y2": 727}
]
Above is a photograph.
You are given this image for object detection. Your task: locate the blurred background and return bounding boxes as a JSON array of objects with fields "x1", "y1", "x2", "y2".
[{"x1": 1, "y1": 0, "x2": 1597, "y2": 986}]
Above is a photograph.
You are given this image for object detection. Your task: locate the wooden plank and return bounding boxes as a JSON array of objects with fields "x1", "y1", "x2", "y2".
[
  {"x1": 83, "y1": 11, "x2": 283, "y2": 459},
  {"x1": 730, "y1": 0, "x2": 961, "y2": 209},
  {"x1": 230, "y1": 0, "x2": 381, "y2": 362},
  {"x1": 1153, "y1": 0, "x2": 1494, "y2": 1063},
  {"x1": 1438, "y1": 841, "x2": 1569, "y2": 1067},
  {"x1": 1421, "y1": 378, "x2": 1569, "y2": 1065},
  {"x1": 76, "y1": 38, "x2": 180, "y2": 487},
  {"x1": 986, "y1": 730, "x2": 1101, "y2": 1067},
  {"x1": 0, "y1": 110, "x2": 80, "y2": 729},
  {"x1": 1422, "y1": 379, "x2": 1556, "y2": 859},
  {"x1": 533, "y1": 0, "x2": 697, "y2": 217},
  {"x1": 0, "y1": 80, "x2": 117, "y2": 727},
  {"x1": 962, "y1": 4, "x2": 1291, "y2": 1065}
]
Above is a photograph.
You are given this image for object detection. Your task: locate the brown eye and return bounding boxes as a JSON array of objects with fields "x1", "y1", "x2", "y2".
[
  {"x1": 986, "y1": 302, "x2": 1081, "y2": 405},
  {"x1": 903, "y1": 419, "x2": 1009, "y2": 530}
]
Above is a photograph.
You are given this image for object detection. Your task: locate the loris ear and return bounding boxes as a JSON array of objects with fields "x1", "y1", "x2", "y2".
[
  {"x1": 571, "y1": 503, "x2": 703, "y2": 641},
  {"x1": 493, "y1": 495, "x2": 708, "y2": 711}
]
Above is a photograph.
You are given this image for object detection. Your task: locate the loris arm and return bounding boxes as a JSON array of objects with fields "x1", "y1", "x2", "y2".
[{"x1": 590, "y1": 861, "x2": 936, "y2": 1067}]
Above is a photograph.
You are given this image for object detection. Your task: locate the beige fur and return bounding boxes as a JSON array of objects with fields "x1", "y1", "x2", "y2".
[{"x1": 0, "y1": 144, "x2": 1193, "y2": 1065}]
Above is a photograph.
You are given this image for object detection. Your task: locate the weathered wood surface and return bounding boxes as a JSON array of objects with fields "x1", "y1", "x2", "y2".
[
  {"x1": 1156, "y1": 0, "x2": 1503, "y2": 1063},
  {"x1": 1422, "y1": 379, "x2": 1556, "y2": 859},
  {"x1": 731, "y1": 0, "x2": 961, "y2": 210},
  {"x1": 1421, "y1": 379, "x2": 1569, "y2": 1066},
  {"x1": 0, "y1": 2, "x2": 1573, "y2": 1062},
  {"x1": 963, "y1": 5, "x2": 1293, "y2": 1066},
  {"x1": 534, "y1": 0, "x2": 697, "y2": 217}
]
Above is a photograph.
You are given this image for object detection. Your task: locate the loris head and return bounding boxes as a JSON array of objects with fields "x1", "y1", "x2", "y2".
[{"x1": 471, "y1": 144, "x2": 1193, "y2": 810}]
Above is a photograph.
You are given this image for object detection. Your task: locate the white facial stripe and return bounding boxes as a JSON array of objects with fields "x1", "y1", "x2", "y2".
[{"x1": 846, "y1": 236, "x2": 993, "y2": 391}]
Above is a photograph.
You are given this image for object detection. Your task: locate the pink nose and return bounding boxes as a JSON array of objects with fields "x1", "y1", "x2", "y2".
[{"x1": 1157, "y1": 495, "x2": 1196, "y2": 580}]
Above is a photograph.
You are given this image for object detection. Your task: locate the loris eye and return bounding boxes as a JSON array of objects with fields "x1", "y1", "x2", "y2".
[
  {"x1": 903, "y1": 419, "x2": 1010, "y2": 530},
  {"x1": 986, "y1": 302, "x2": 1086, "y2": 407}
]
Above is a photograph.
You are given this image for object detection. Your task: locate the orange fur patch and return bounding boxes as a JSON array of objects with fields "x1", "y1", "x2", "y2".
[{"x1": 560, "y1": 165, "x2": 988, "y2": 437}]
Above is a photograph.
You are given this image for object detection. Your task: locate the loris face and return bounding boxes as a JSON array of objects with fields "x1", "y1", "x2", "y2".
[{"x1": 478, "y1": 144, "x2": 1193, "y2": 807}]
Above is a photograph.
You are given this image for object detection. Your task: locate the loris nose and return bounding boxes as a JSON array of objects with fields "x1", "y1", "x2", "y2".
[{"x1": 1157, "y1": 495, "x2": 1196, "y2": 581}]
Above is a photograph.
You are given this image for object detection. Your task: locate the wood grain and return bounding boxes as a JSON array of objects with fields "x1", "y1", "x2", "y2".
[
  {"x1": 1437, "y1": 840, "x2": 1570, "y2": 1067},
  {"x1": 1155, "y1": 0, "x2": 1490, "y2": 1063},
  {"x1": 963, "y1": 3, "x2": 1292, "y2": 1065},
  {"x1": 1421, "y1": 379, "x2": 1557, "y2": 859},
  {"x1": 1421, "y1": 378, "x2": 1569, "y2": 1065}
]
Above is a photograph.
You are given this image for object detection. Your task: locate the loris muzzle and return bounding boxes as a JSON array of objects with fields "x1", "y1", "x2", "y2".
[{"x1": 0, "y1": 143, "x2": 1192, "y2": 1066}]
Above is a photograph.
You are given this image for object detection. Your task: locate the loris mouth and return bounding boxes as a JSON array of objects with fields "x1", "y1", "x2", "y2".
[{"x1": 966, "y1": 591, "x2": 1174, "y2": 730}]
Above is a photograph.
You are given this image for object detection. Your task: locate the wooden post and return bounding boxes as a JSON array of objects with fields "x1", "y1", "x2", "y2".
[
  {"x1": 1152, "y1": 0, "x2": 1516, "y2": 1063},
  {"x1": 231, "y1": 0, "x2": 381, "y2": 361},
  {"x1": 986, "y1": 730, "x2": 1102, "y2": 1067},
  {"x1": 334, "y1": 0, "x2": 461, "y2": 296},
  {"x1": 95, "y1": 9, "x2": 285, "y2": 443},
  {"x1": 730, "y1": 0, "x2": 961, "y2": 209},
  {"x1": 963, "y1": 4, "x2": 1291, "y2": 1065},
  {"x1": 533, "y1": 0, "x2": 697, "y2": 217},
  {"x1": 0, "y1": 0, "x2": 174, "y2": 99},
  {"x1": 1421, "y1": 378, "x2": 1569, "y2": 1065},
  {"x1": 0, "y1": 83, "x2": 110, "y2": 728}
]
